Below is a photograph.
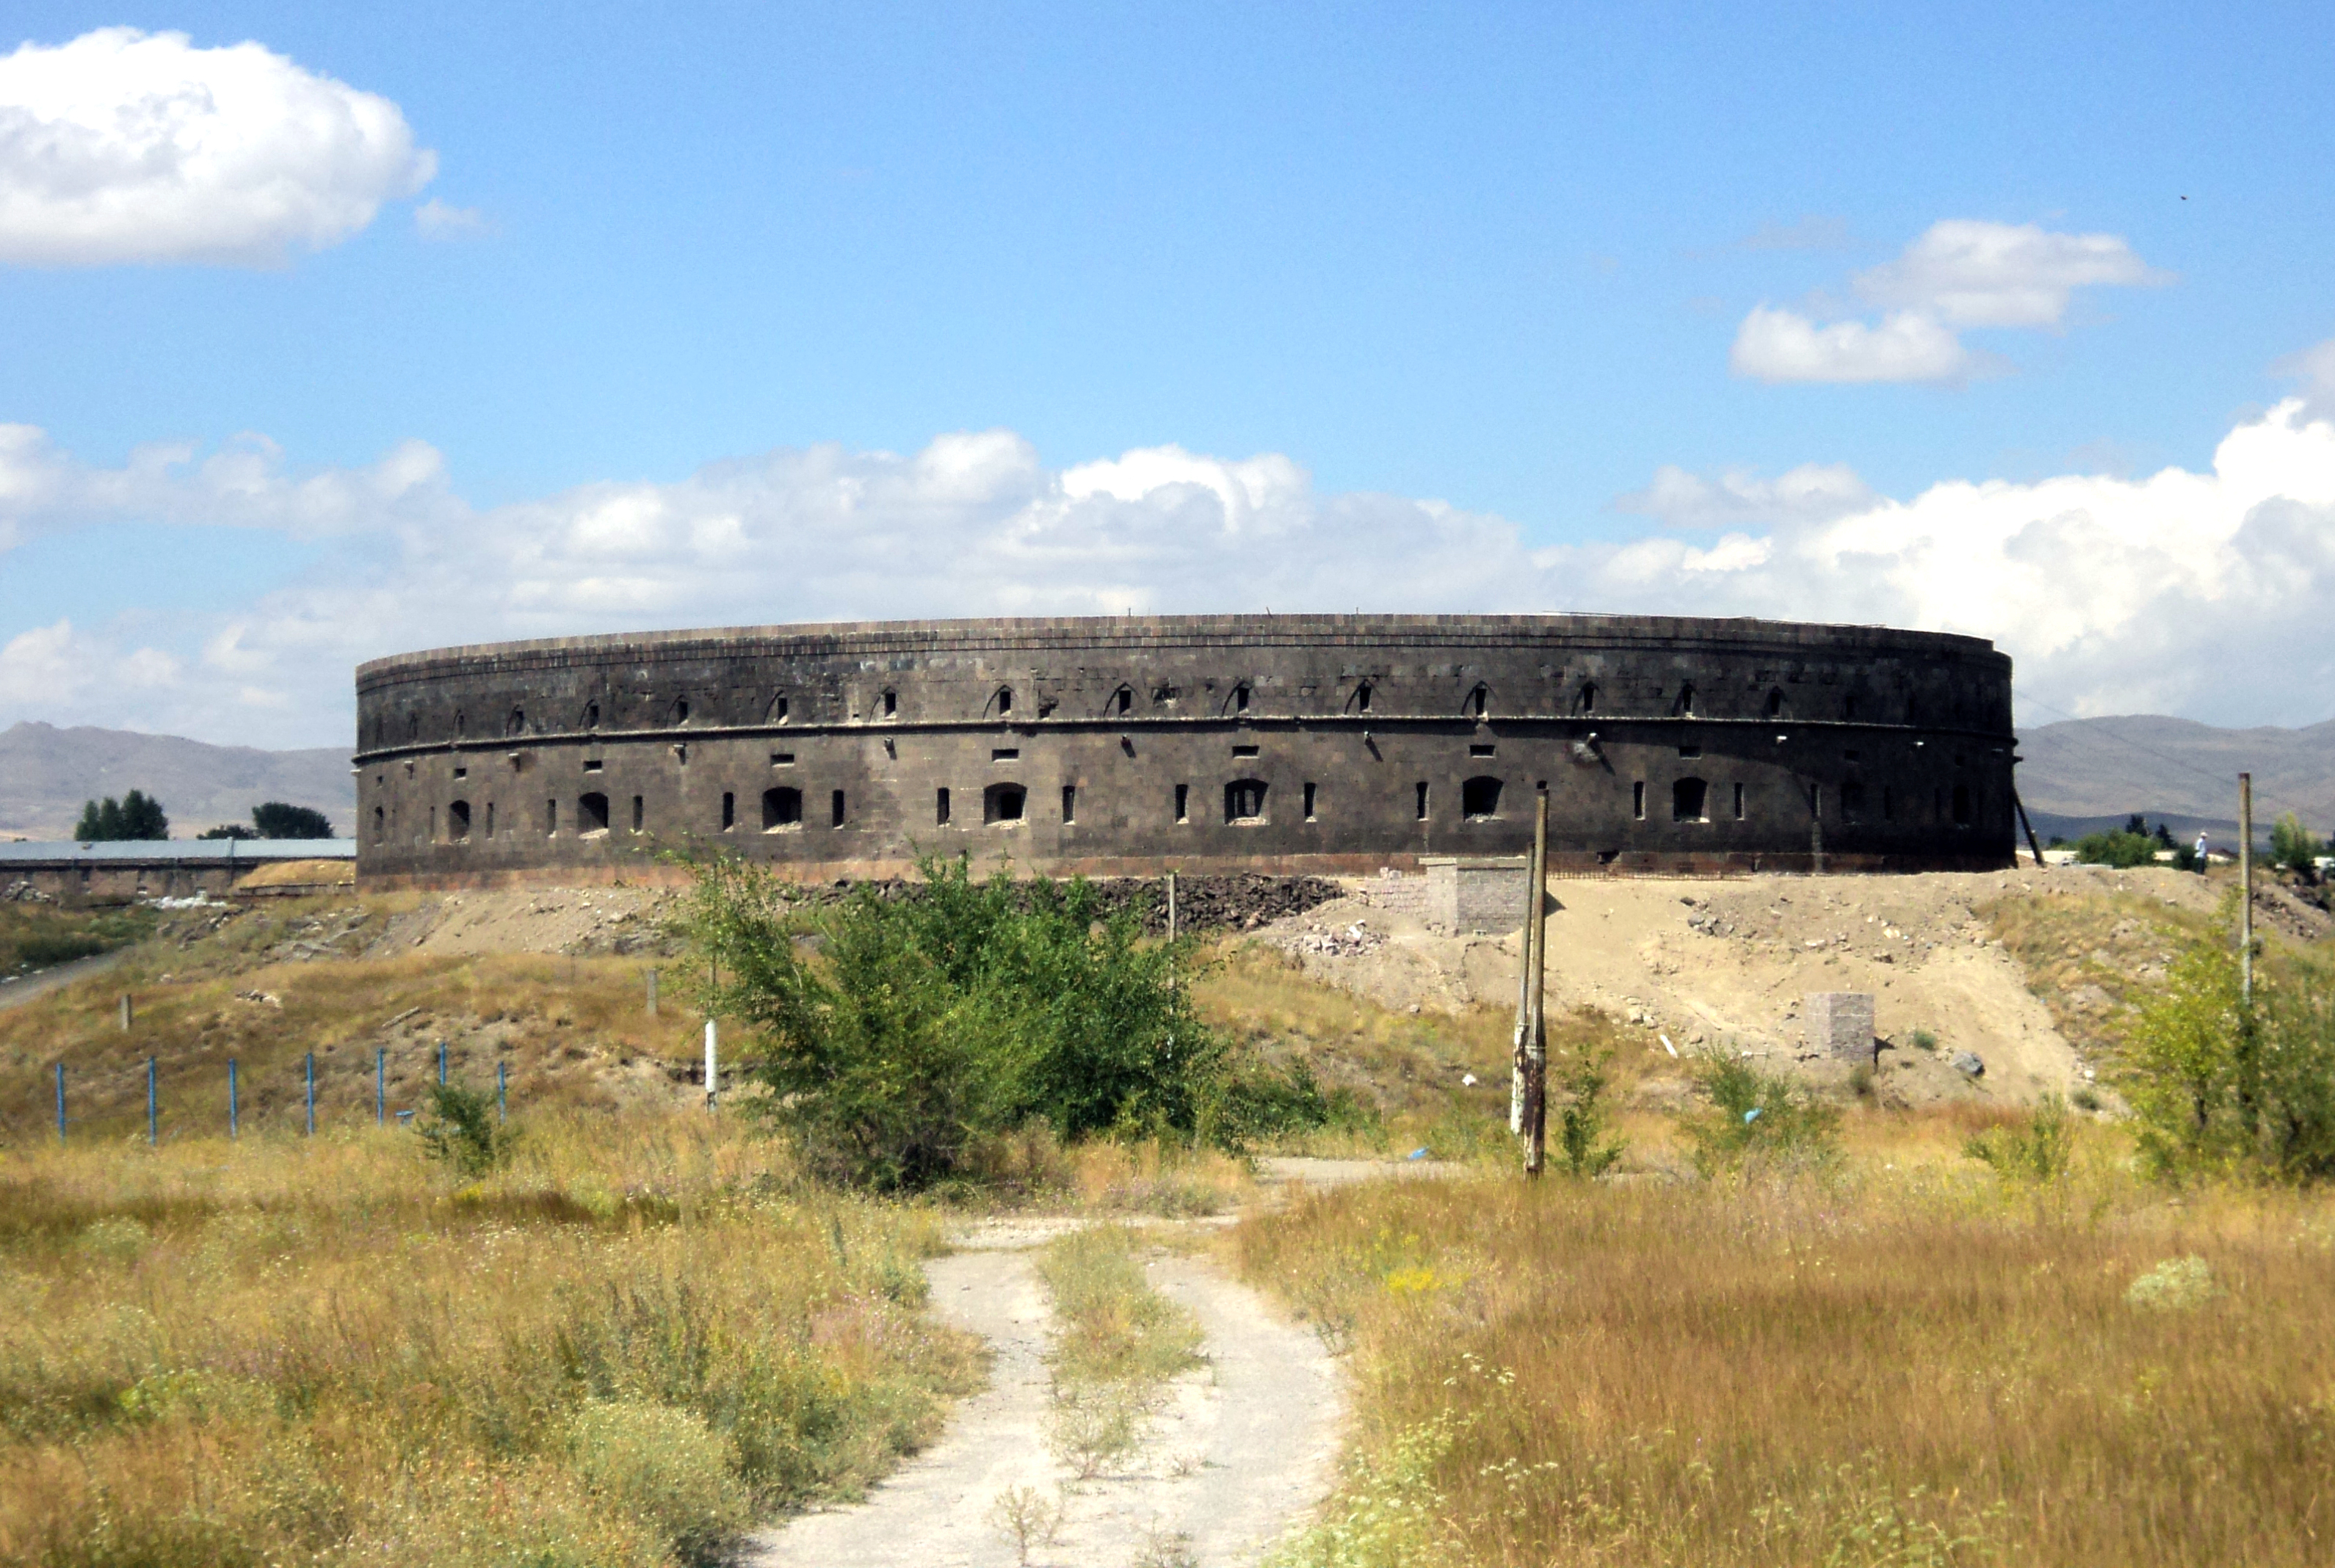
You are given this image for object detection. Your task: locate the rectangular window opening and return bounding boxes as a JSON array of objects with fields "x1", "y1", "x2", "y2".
[
  {"x1": 1175, "y1": 783, "x2": 1189, "y2": 823},
  {"x1": 1733, "y1": 783, "x2": 1746, "y2": 820},
  {"x1": 831, "y1": 789, "x2": 847, "y2": 827},
  {"x1": 936, "y1": 787, "x2": 952, "y2": 826},
  {"x1": 993, "y1": 747, "x2": 1019, "y2": 761},
  {"x1": 546, "y1": 798, "x2": 557, "y2": 835},
  {"x1": 1632, "y1": 781, "x2": 1646, "y2": 820},
  {"x1": 1303, "y1": 781, "x2": 1317, "y2": 820},
  {"x1": 584, "y1": 758, "x2": 603, "y2": 772},
  {"x1": 1415, "y1": 781, "x2": 1430, "y2": 821},
  {"x1": 1062, "y1": 784, "x2": 1076, "y2": 822},
  {"x1": 1469, "y1": 743, "x2": 1496, "y2": 758},
  {"x1": 771, "y1": 752, "x2": 794, "y2": 766},
  {"x1": 485, "y1": 802, "x2": 495, "y2": 837},
  {"x1": 721, "y1": 791, "x2": 736, "y2": 830},
  {"x1": 453, "y1": 766, "x2": 468, "y2": 780},
  {"x1": 631, "y1": 795, "x2": 644, "y2": 832},
  {"x1": 1231, "y1": 744, "x2": 1260, "y2": 758},
  {"x1": 1679, "y1": 745, "x2": 1701, "y2": 759}
]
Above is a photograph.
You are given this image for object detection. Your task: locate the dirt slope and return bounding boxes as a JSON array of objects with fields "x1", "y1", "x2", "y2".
[{"x1": 1265, "y1": 865, "x2": 2250, "y2": 1104}]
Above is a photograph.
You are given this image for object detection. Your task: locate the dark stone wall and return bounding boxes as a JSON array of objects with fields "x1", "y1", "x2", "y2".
[{"x1": 352, "y1": 614, "x2": 2018, "y2": 886}]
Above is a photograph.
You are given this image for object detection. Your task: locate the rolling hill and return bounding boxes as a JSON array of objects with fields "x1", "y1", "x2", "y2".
[{"x1": 0, "y1": 722, "x2": 351, "y2": 841}]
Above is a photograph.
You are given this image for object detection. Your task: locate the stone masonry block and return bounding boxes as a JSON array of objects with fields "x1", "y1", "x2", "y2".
[{"x1": 1806, "y1": 992, "x2": 1876, "y2": 1063}]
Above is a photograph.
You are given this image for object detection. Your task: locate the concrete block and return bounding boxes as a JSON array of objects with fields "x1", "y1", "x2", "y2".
[{"x1": 1805, "y1": 992, "x2": 1876, "y2": 1062}]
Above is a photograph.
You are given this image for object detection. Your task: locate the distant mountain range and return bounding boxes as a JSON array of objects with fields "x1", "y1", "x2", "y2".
[
  {"x1": 0, "y1": 713, "x2": 2325, "y2": 848},
  {"x1": 0, "y1": 723, "x2": 350, "y2": 841},
  {"x1": 2016, "y1": 714, "x2": 2335, "y2": 844}
]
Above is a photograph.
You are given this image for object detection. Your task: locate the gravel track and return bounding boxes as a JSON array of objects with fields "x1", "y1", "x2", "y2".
[{"x1": 742, "y1": 1223, "x2": 1344, "y2": 1568}]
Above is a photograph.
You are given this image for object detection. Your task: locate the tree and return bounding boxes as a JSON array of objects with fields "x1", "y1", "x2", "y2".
[
  {"x1": 2270, "y1": 812, "x2": 2323, "y2": 879},
  {"x1": 198, "y1": 824, "x2": 259, "y2": 841},
  {"x1": 251, "y1": 801, "x2": 336, "y2": 839},
  {"x1": 674, "y1": 852, "x2": 1326, "y2": 1189},
  {"x1": 73, "y1": 791, "x2": 168, "y2": 841}
]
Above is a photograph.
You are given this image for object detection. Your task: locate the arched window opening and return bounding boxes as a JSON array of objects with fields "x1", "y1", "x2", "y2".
[
  {"x1": 1225, "y1": 779, "x2": 1268, "y2": 822},
  {"x1": 768, "y1": 693, "x2": 790, "y2": 724},
  {"x1": 1112, "y1": 685, "x2": 1133, "y2": 715},
  {"x1": 372, "y1": 805, "x2": 385, "y2": 842},
  {"x1": 1466, "y1": 683, "x2": 1488, "y2": 718},
  {"x1": 447, "y1": 801, "x2": 471, "y2": 841},
  {"x1": 984, "y1": 783, "x2": 1027, "y2": 824},
  {"x1": 1578, "y1": 682, "x2": 1598, "y2": 714},
  {"x1": 673, "y1": 698, "x2": 690, "y2": 725},
  {"x1": 1671, "y1": 778, "x2": 1708, "y2": 823},
  {"x1": 507, "y1": 708, "x2": 526, "y2": 736},
  {"x1": 882, "y1": 689, "x2": 897, "y2": 717},
  {"x1": 1952, "y1": 784, "x2": 1972, "y2": 827},
  {"x1": 1676, "y1": 684, "x2": 1695, "y2": 716},
  {"x1": 1767, "y1": 688, "x2": 1786, "y2": 718},
  {"x1": 455, "y1": 711, "x2": 466, "y2": 738},
  {"x1": 761, "y1": 787, "x2": 803, "y2": 831},
  {"x1": 1462, "y1": 777, "x2": 1504, "y2": 819},
  {"x1": 1231, "y1": 683, "x2": 1251, "y2": 714},
  {"x1": 578, "y1": 793, "x2": 609, "y2": 835},
  {"x1": 993, "y1": 686, "x2": 1014, "y2": 716},
  {"x1": 1353, "y1": 681, "x2": 1373, "y2": 714},
  {"x1": 584, "y1": 700, "x2": 600, "y2": 728}
]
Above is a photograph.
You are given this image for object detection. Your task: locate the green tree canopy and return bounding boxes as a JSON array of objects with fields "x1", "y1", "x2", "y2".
[
  {"x1": 73, "y1": 791, "x2": 169, "y2": 842},
  {"x1": 251, "y1": 802, "x2": 336, "y2": 839}
]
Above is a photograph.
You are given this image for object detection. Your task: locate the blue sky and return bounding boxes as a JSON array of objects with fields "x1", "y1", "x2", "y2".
[{"x1": 4, "y1": 3, "x2": 2335, "y2": 746}]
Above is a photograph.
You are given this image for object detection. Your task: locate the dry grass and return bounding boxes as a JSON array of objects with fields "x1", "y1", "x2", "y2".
[
  {"x1": 0, "y1": 1111, "x2": 980, "y2": 1567},
  {"x1": 1978, "y1": 887, "x2": 2218, "y2": 1069},
  {"x1": 1237, "y1": 1141, "x2": 2335, "y2": 1567},
  {"x1": 0, "y1": 902, "x2": 154, "y2": 975},
  {"x1": 1038, "y1": 1227, "x2": 1204, "y2": 1479},
  {"x1": 1, "y1": 901, "x2": 704, "y2": 1144},
  {"x1": 1192, "y1": 943, "x2": 1643, "y2": 1158}
]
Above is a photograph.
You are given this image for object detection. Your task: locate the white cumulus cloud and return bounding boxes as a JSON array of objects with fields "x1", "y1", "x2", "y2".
[
  {"x1": 0, "y1": 27, "x2": 434, "y2": 266},
  {"x1": 1731, "y1": 219, "x2": 2165, "y2": 385},
  {"x1": 10, "y1": 391, "x2": 2335, "y2": 746}
]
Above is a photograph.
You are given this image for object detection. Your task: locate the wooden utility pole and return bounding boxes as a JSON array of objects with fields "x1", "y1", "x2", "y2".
[
  {"x1": 2240, "y1": 772, "x2": 2254, "y2": 1007},
  {"x1": 1510, "y1": 843, "x2": 1537, "y2": 1136},
  {"x1": 1524, "y1": 787, "x2": 1549, "y2": 1177}
]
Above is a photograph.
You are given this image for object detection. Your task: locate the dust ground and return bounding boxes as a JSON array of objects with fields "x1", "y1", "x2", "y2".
[
  {"x1": 742, "y1": 1213, "x2": 1344, "y2": 1568},
  {"x1": 1265, "y1": 864, "x2": 2259, "y2": 1106}
]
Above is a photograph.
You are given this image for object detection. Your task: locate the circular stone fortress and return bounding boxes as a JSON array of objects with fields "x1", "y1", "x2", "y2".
[{"x1": 353, "y1": 614, "x2": 2017, "y2": 889}]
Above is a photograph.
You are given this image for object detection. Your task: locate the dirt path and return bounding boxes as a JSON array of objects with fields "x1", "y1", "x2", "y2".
[
  {"x1": 742, "y1": 1222, "x2": 1344, "y2": 1568},
  {"x1": 0, "y1": 948, "x2": 129, "y2": 1012}
]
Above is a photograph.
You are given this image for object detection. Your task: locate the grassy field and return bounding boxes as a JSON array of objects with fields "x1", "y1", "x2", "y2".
[
  {"x1": 0, "y1": 902, "x2": 154, "y2": 976},
  {"x1": 0, "y1": 1113, "x2": 980, "y2": 1567},
  {"x1": 1237, "y1": 1143, "x2": 2335, "y2": 1567},
  {"x1": 0, "y1": 899, "x2": 702, "y2": 1144}
]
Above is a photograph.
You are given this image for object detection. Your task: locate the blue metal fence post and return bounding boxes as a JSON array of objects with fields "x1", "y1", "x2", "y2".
[
  {"x1": 497, "y1": 1060, "x2": 507, "y2": 1122},
  {"x1": 305, "y1": 1052, "x2": 316, "y2": 1136},
  {"x1": 437, "y1": 1039, "x2": 447, "y2": 1086},
  {"x1": 146, "y1": 1056, "x2": 156, "y2": 1146},
  {"x1": 229, "y1": 1059, "x2": 239, "y2": 1140},
  {"x1": 55, "y1": 1061, "x2": 65, "y2": 1144},
  {"x1": 375, "y1": 1048, "x2": 386, "y2": 1125}
]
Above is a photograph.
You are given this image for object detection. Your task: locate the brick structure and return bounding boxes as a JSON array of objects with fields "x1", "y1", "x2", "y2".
[
  {"x1": 352, "y1": 614, "x2": 2018, "y2": 890},
  {"x1": 1806, "y1": 992, "x2": 1878, "y2": 1062}
]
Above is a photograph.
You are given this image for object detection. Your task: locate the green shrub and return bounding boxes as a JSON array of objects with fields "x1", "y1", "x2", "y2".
[
  {"x1": 2270, "y1": 812, "x2": 2323, "y2": 878},
  {"x1": 2123, "y1": 938, "x2": 2335, "y2": 1183},
  {"x1": 566, "y1": 1398, "x2": 751, "y2": 1561},
  {"x1": 2124, "y1": 1256, "x2": 2218, "y2": 1311},
  {"x1": 676, "y1": 853, "x2": 1326, "y2": 1188},
  {"x1": 1553, "y1": 1045, "x2": 1626, "y2": 1178},
  {"x1": 1963, "y1": 1094, "x2": 2073, "y2": 1183},
  {"x1": 417, "y1": 1081, "x2": 513, "y2": 1178},
  {"x1": 2074, "y1": 828, "x2": 2160, "y2": 869},
  {"x1": 1676, "y1": 1056, "x2": 1840, "y2": 1176}
]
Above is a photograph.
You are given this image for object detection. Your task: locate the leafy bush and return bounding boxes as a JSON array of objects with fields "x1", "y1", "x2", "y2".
[
  {"x1": 2124, "y1": 1256, "x2": 2219, "y2": 1311},
  {"x1": 2074, "y1": 828, "x2": 2160, "y2": 869},
  {"x1": 676, "y1": 853, "x2": 1327, "y2": 1188},
  {"x1": 1676, "y1": 1056, "x2": 1840, "y2": 1176},
  {"x1": 1553, "y1": 1045, "x2": 1626, "y2": 1178},
  {"x1": 2270, "y1": 812, "x2": 2323, "y2": 878},
  {"x1": 1963, "y1": 1094, "x2": 2073, "y2": 1183},
  {"x1": 2123, "y1": 939, "x2": 2335, "y2": 1183},
  {"x1": 566, "y1": 1397, "x2": 755, "y2": 1559},
  {"x1": 417, "y1": 1081, "x2": 513, "y2": 1177}
]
